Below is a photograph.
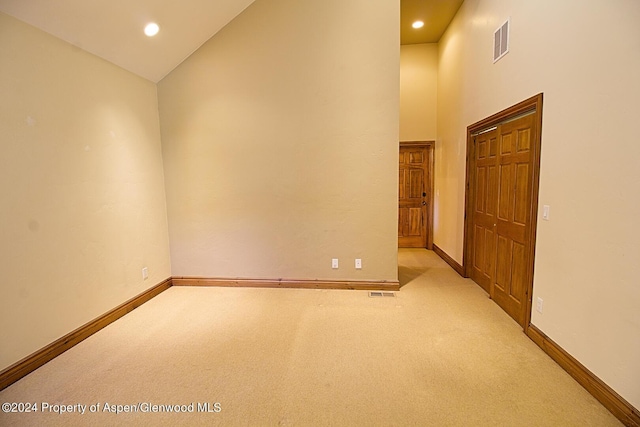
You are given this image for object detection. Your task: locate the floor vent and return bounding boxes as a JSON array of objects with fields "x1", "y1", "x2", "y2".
[{"x1": 369, "y1": 291, "x2": 396, "y2": 298}]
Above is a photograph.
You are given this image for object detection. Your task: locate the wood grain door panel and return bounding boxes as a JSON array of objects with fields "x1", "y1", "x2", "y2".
[
  {"x1": 491, "y1": 114, "x2": 535, "y2": 325},
  {"x1": 465, "y1": 94, "x2": 543, "y2": 330},
  {"x1": 398, "y1": 143, "x2": 433, "y2": 248},
  {"x1": 469, "y1": 128, "x2": 499, "y2": 293}
]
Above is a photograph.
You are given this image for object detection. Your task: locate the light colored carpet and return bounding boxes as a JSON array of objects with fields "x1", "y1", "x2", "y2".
[{"x1": 0, "y1": 249, "x2": 621, "y2": 426}]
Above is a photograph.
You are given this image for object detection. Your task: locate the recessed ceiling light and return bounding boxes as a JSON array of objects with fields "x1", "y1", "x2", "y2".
[
  {"x1": 144, "y1": 23, "x2": 160, "y2": 37},
  {"x1": 412, "y1": 21, "x2": 424, "y2": 29}
]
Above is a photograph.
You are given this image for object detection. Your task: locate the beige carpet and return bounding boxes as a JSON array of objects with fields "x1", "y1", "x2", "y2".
[{"x1": 0, "y1": 249, "x2": 620, "y2": 426}]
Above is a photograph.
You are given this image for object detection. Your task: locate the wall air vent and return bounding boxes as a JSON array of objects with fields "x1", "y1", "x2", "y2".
[{"x1": 493, "y1": 18, "x2": 510, "y2": 63}]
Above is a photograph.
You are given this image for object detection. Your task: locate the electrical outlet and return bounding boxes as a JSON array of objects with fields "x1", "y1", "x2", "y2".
[
  {"x1": 142, "y1": 267, "x2": 149, "y2": 280},
  {"x1": 332, "y1": 259, "x2": 339, "y2": 269},
  {"x1": 536, "y1": 297, "x2": 543, "y2": 313},
  {"x1": 355, "y1": 259, "x2": 362, "y2": 269}
]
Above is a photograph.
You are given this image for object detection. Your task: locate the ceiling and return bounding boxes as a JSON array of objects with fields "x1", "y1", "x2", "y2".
[
  {"x1": 0, "y1": 0, "x2": 463, "y2": 83},
  {"x1": 401, "y1": 0, "x2": 464, "y2": 45},
  {"x1": 0, "y1": 0, "x2": 257, "y2": 82}
]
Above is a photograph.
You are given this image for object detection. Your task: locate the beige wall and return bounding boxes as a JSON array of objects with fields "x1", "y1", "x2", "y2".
[
  {"x1": 436, "y1": 0, "x2": 640, "y2": 408},
  {"x1": 158, "y1": 0, "x2": 400, "y2": 282},
  {"x1": 400, "y1": 44, "x2": 438, "y2": 141},
  {"x1": 6, "y1": 0, "x2": 635, "y2": 410},
  {"x1": 0, "y1": 13, "x2": 171, "y2": 370}
]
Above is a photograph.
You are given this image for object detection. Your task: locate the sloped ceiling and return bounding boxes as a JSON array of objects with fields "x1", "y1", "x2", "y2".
[
  {"x1": 0, "y1": 0, "x2": 256, "y2": 82},
  {"x1": 0, "y1": 0, "x2": 462, "y2": 82}
]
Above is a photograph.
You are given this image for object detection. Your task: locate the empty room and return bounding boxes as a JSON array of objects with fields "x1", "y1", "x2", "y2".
[{"x1": 0, "y1": 0, "x2": 638, "y2": 425}]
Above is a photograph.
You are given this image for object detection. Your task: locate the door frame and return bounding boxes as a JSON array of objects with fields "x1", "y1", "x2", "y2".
[
  {"x1": 462, "y1": 94, "x2": 543, "y2": 332},
  {"x1": 399, "y1": 140, "x2": 435, "y2": 250}
]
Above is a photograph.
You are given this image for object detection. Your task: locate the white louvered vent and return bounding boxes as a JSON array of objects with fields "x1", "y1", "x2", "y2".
[{"x1": 493, "y1": 18, "x2": 510, "y2": 63}]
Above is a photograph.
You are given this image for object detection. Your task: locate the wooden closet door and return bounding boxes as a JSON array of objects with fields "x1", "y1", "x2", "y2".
[
  {"x1": 466, "y1": 94, "x2": 543, "y2": 330},
  {"x1": 470, "y1": 129, "x2": 499, "y2": 293},
  {"x1": 491, "y1": 114, "x2": 536, "y2": 326}
]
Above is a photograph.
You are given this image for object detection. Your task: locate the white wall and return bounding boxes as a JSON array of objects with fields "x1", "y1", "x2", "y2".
[
  {"x1": 400, "y1": 44, "x2": 438, "y2": 141},
  {"x1": 436, "y1": 0, "x2": 640, "y2": 408},
  {"x1": 158, "y1": 0, "x2": 400, "y2": 282},
  {"x1": 0, "y1": 12, "x2": 171, "y2": 370}
]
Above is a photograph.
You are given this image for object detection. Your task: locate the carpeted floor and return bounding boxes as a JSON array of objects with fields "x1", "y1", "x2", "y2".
[{"x1": 0, "y1": 249, "x2": 621, "y2": 426}]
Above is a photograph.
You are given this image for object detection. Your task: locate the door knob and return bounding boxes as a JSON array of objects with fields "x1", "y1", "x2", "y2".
[{"x1": 422, "y1": 201, "x2": 427, "y2": 206}]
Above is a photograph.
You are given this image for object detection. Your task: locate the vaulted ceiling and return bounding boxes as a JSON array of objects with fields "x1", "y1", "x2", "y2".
[
  {"x1": 0, "y1": 0, "x2": 257, "y2": 82},
  {"x1": 0, "y1": 0, "x2": 462, "y2": 83}
]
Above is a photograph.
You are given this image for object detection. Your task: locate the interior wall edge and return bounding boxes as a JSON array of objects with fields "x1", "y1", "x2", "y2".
[
  {"x1": 172, "y1": 277, "x2": 399, "y2": 291},
  {"x1": 0, "y1": 278, "x2": 172, "y2": 392},
  {"x1": 432, "y1": 244, "x2": 464, "y2": 277},
  {"x1": 527, "y1": 325, "x2": 640, "y2": 427}
]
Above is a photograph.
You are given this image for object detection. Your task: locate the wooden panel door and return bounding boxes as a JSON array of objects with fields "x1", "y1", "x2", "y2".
[
  {"x1": 465, "y1": 94, "x2": 543, "y2": 330},
  {"x1": 398, "y1": 145, "x2": 430, "y2": 248},
  {"x1": 469, "y1": 128, "x2": 499, "y2": 293},
  {"x1": 491, "y1": 113, "x2": 536, "y2": 326}
]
